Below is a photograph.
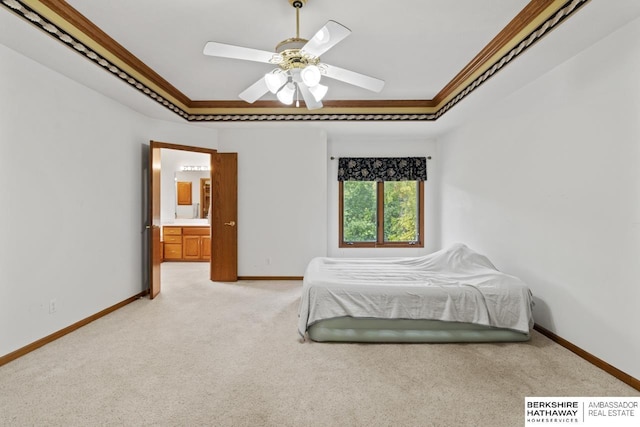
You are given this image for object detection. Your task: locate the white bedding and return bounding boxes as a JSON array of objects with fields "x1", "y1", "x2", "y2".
[{"x1": 298, "y1": 244, "x2": 534, "y2": 337}]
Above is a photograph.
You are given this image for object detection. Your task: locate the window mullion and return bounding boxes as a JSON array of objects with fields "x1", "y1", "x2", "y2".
[
  {"x1": 377, "y1": 181, "x2": 384, "y2": 245},
  {"x1": 338, "y1": 181, "x2": 345, "y2": 245}
]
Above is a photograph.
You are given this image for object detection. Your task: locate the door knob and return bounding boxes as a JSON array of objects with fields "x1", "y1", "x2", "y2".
[{"x1": 224, "y1": 221, "x2": 236, "y2": 227}]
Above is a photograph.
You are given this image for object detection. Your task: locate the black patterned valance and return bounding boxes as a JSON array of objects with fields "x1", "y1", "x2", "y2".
[{"x1": 338, "y1": 157, "x2": 427, "y2": 182}]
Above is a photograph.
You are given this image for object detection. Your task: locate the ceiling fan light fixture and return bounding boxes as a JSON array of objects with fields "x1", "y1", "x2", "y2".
[
  {"x1": 308, "y1": 83, "x2": 328, "y2": 102},
  {"x1": 277, "y1": 82, "x2": 296, "y2": 105},
  {"x1": 265, "y1": 69, "x2": 287, "y2": 94},
  {"x1": 300, "y1": 65, "x2": 321, "y2": 87}
]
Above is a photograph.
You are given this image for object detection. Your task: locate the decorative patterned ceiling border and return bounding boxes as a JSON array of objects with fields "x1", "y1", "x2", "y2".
[
  {"x1": 188, "y1": 113, "x2": 439, "y2": 122},
  {"x1": 1, "y1": 0, "x2": 590, "y2": 122}
]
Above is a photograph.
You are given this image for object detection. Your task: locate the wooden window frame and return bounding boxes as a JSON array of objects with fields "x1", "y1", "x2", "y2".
[{"x1": 339, "y1": 180, "x2": 424, "y2": 248}]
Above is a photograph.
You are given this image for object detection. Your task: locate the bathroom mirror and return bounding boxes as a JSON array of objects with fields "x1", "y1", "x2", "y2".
[{"x1": 174, "y1": 171, "x2": 210, "y2": 219}]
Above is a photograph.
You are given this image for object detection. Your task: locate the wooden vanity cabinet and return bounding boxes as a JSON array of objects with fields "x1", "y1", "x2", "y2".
[
  {"x1": 162, "y1": 226, "x2": 210, "y2": 261},
  {"x1": 182, "y1": 227, "x2": 210, "y2": 260},
  {"x1": 163, "y1": 227, "x2": 183, "y2": 260}
]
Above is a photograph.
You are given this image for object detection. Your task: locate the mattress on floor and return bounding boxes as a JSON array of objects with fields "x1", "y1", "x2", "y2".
[{"x1": 298, "y1": 244, "x2": 534, "y2": 342}]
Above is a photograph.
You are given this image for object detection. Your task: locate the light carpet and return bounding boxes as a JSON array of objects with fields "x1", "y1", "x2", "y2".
[{"x1": 0, "y1": 262, "x2": 637, "y2": 426}]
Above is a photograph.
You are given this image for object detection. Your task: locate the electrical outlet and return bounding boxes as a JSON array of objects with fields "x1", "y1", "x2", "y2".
[
  {"x1": 266, "y1": 258, "x2": 271, "y2": 265},
  {"x1": 49, "y1": 299, "x2": 57, "y2": 314}
]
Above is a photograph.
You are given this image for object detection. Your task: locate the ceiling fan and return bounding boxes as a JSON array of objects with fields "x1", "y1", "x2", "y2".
[{"x1": 202, "y1": 0, "x2": 385, "y2": 110}]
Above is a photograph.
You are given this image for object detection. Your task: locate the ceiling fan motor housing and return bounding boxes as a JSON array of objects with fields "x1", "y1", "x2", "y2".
[
  {"x1": 276, "y1": 47, "x2": 320, "y2": 72},
  {"x1": 274, "y1": 37, "x2": 319, "y2": 72}
]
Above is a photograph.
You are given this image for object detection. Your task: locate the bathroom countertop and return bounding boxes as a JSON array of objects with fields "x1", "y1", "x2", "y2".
[{"x1": 162, "y1": 220, "x2": 210, "y2": 227}]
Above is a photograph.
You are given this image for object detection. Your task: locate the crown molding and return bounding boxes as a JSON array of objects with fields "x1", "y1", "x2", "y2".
[{"x1": 1, "y1": 0, "x2": 590, "y2": 122}]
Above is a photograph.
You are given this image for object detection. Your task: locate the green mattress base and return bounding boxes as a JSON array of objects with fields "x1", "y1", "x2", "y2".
[{"x1": 307, "y1": 317, "x2": 530, "y2": 343}]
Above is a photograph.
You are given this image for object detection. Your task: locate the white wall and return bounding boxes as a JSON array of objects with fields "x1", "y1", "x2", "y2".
[
  {"x1": 148, "y1": 118, "x2": 218, "y2": 152},
  {"x1": 218, "y1": 128, "x2": 327, "y2": 276},
  {"x1": 438, "y1": 16, "x2": 640, "y2": 379},
  {"x1": 0, "y1": 41, "x2": 218, "y2": 358},
  {"x1": 327, "y1": 137, "x2": 440, "y2": 257},
  {"x1": 0, "y1": 42, "x2": 146, "y2": 356}
]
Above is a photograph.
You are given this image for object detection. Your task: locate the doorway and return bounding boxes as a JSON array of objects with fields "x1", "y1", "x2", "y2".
[{"x1": 148, "y1": 141, "x2": 237, "y2": 298}]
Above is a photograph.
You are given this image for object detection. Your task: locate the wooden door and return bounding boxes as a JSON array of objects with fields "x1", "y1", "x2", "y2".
[
  {"x1": 149, "y1": 142, "x2": 162, "y2": 298},
  {"x1": 210, "y1": 153, "x2": 238, "y2": 282}
]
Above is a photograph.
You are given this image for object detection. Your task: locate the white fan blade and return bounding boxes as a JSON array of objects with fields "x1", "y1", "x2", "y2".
[
  {"x1": 239, "y1": 77, "x2": 269, "y2": 103},
  {"x1": 302, "y1": 20, "x2": 351, "y2": 58},
  {"x1": 298, "y1": 84, "x2": 323, "y2": 110},
  {"x1": 203, "y1": 41, "x2": 275, "y2": 64},
  {"x1": 323, "y1": 64, "x2": 385, "y2": 93}
]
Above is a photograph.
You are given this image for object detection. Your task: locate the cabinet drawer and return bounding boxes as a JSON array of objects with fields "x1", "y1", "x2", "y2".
[
  {"x1": 164, "y1": 244, "x2": 182, "y2": 259},
  {"x1": 183, "y1": 227, "x2": 210, "y2": 236},
  {"x1": 164, "y1": 235, "x2": 182, "y2": 244},
  {"x1": 164, "y1": 227, "x2": 182, "y2": 235}
]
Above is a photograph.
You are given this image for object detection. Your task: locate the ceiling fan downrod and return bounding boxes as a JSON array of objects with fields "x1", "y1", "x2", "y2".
[{"x1": 289, "y1": 0, "x2": 307, "y2": 39}]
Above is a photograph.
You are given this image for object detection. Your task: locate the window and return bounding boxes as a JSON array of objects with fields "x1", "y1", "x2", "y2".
[{"x1": 338, "y1": 157, "x2": 426, "y2": 248}]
